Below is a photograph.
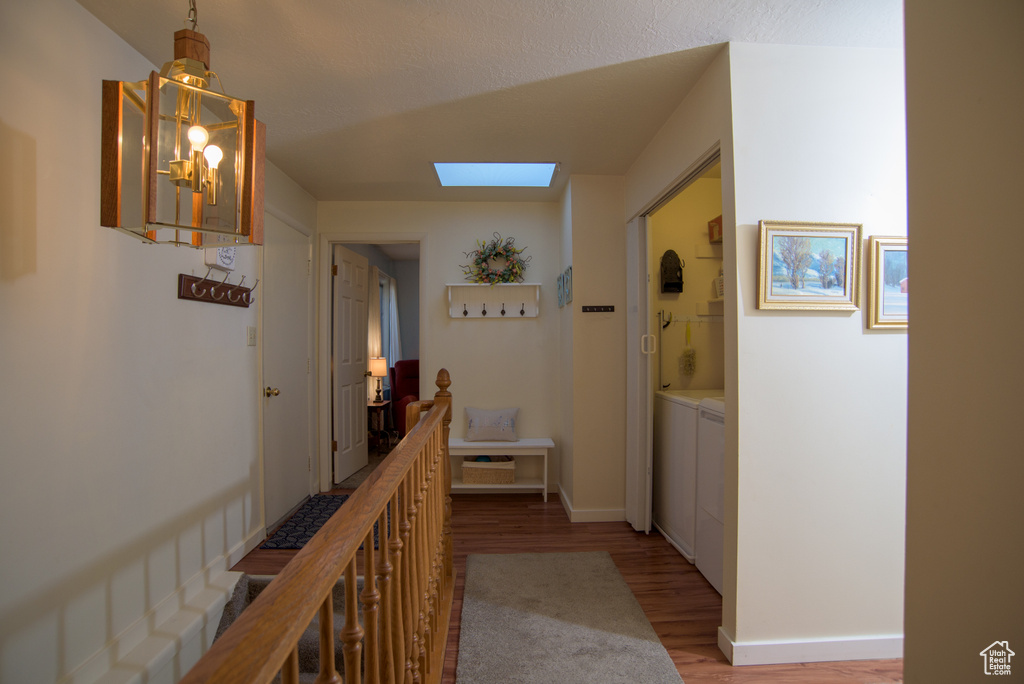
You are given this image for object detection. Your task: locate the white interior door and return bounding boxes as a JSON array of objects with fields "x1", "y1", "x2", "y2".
[
  {"x1": 262, "y1": 214, "x2": 313, "y2": 528},
  {"x1": 625, "y1": 215, "x2": 654, "y2": 532},
  {"x1": 332, "y1": 245, "x2": 369, "y2": 483}
]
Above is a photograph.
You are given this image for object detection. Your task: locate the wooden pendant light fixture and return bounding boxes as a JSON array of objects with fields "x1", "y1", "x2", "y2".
[{"x1": 100, "y1": 2, "x2": 264, "y2": 247}]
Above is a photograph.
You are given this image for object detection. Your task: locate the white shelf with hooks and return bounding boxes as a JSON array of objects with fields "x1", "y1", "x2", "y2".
[{"x1": 446, "y1": 283, "x2": 541, "y2": 318}]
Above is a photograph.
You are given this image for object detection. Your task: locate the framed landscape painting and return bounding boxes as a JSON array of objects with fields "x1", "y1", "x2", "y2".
[
  {"x1": 757, "y1": 221, "x2": 862, "y2": 311},
  {"x1": 867, "y1": 236, "x2": 908, "y2": 329}
]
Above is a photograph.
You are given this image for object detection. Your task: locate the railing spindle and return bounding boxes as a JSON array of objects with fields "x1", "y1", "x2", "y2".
[
  {"x1": 362, "y1": 526, "x2": 381, "y2": 684},
  {"x1": 378, "y1": 504, "x2": 396, "y2": 684},
  {"x1": 315, "y1": 595, "x2": 342, "y2": 684},
  {"x1": 425, "y1": 439, "x2": 439, "y2": 673},
  {"x1": 399, "y1": 478, "x2": 415, "y2": 684},
  {"x1": 388, "y1": 490, "x2": 405, "y2": 684},
  {"x1": 405, "y1": 466, "x2": 422, "y2": 684},
  {"x1": 419, "y1": 454, "x2": 431, "y2": 681},
  {"x1": 342, "y1": 557, "x2": 364, "y2": 684},
  {"x1": 282, "y1": 649, "x2": 300, "y2": 684},
  {"x1": 417, "y1": 448, "x2": 429, "y2": 678}
]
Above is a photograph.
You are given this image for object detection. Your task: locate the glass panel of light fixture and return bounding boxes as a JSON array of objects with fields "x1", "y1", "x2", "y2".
[
  {"x1": 118, "y1": 82, "x2": 147, "y2": 231},
  {"x1": 152, "y1": 77, "x2": 243, "y2": 237}
]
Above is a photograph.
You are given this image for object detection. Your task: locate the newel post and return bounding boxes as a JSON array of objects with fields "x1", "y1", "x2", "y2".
[
  {"x1": 433, "y1": 368, "x2": 452, "y2": 440},
  {"x1": 433, "y1": 369, "x2": 453, "y2": 582}
]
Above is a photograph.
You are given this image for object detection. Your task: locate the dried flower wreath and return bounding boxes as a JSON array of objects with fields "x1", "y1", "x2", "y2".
[{"x1": 461, "y1": 232, "x2": 531, "y2": 284}]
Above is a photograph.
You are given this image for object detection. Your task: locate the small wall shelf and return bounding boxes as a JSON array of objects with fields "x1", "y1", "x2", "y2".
[
  {"x1": 695, "y1": 244, "x2": 724, "y2": 259},
  {"x1": 446, "y1": 283, "x2": 541, "y2": 318},
  {"x1": 696, "y1": 298, "x2": 724, "y2": 317}
]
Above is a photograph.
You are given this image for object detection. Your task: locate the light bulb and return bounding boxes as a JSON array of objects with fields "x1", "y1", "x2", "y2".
[
  {"x1": 187, "y1": 125, "x2": 209, "y2": 152},
  {"x1": 203, "y1": 144, "x2": 223, "y2": 206},
  {"x1": 203, "y1": 144, "x2": 223, "y2": 168}
]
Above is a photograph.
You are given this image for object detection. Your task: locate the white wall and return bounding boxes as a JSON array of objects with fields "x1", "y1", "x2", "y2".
[
  {"x1": 0, "y1": 0, "x2": 315, "y2": 680},
  {"x1": 903, "y1": 2, "x2": 1024, "y2": 681},
  {"x1": 727, "y1": 43, "x2": 907, "y2": 663},
  {"x1": 393, "y1": 260, "x2": 420, "y2": 359},
  {"x1": 317, "y1": 202, "x2": 563, "y2": 483},
  {"x1": 562, "y1": 176, "x2": 628, "y2": 518},
  {"x1": 625, "y1": 46, "x2": 732, "y2": 222},
  {"x1": 624, "y1": 40, "x2": 738, "y2": 627},
  {"x1": 265, "y1": 162, "x2": 318, "y2": 238},
  {"x1": 625, "y1": 41, "x2": 907, "y2": 665}
]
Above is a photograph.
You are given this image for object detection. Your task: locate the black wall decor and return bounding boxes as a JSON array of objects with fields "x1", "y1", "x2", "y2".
[{"x1": 660, "y1": 249, "x2": 684, "y2": 293}]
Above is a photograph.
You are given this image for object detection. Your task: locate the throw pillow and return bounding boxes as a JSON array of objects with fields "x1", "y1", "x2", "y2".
[{"x1": 465, "y1": 407, "x2": 519, "y2": 442}]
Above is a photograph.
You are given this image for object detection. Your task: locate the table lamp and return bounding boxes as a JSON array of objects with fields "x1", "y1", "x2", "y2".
[{"x1": 369, "y1": 357, "x2": 387, "y2": 402}]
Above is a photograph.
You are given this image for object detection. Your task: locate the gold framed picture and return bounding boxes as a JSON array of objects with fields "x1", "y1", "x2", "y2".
[
  {"x1": 757, "y1": 220, "x2": 862, "y2": 311},
  {"x1": 867, "y1": 236, "x2": 908, "y2": 329}
]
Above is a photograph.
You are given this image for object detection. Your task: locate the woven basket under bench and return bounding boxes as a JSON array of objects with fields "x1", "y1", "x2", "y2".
[{"x1": 461, "y1": 455, "x2": 515, "y2": 484}]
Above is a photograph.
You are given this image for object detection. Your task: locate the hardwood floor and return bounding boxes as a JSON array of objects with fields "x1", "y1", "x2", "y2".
[{"x1": 232, "y1": 492, "x2": 904, "y2": 684}]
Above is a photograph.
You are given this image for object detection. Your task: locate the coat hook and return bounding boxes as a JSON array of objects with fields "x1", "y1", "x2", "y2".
[
  {"x1": 481, "y1": 303, "x2": 488, "y2": 316},
  {"x1": 210, "y1": 272, "x2": 230, "y2": 300},
  {"x1": 227, "y1": 276, "x2": 246, "y2": 303},
  {"x1": 463, "y1": 303, "x2": 468, "y2": 317},
  {"x1": 520, "y1": 302, "x2": 525, "y2": 316},
  {"x1": 191, "y1": 267, "x2": 213, "y2": 296},
  {"x1": 501, "y1": 303, "x2": 506, "y2": 316},
  {"x1": 242, "y1": 278, "x2": 260, "y2": 305}
]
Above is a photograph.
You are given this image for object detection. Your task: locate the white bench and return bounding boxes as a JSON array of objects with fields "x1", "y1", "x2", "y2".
[{"x1": 448, "y1": 437, "x2": 554, "y2": 501}]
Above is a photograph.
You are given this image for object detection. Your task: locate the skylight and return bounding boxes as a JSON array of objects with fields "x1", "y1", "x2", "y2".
[{"x1": 433, "y1": 162, "x2": 557, "y2": 188}]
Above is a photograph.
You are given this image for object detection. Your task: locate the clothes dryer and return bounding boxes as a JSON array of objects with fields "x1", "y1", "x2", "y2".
[{"x1": 695, "y1": 396, "x2": 725, "y2": 594}]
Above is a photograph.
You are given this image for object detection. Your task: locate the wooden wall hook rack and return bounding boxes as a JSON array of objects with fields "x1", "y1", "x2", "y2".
[{"x1": 177, "y1": 272, "x2": 257, "y2": 308}]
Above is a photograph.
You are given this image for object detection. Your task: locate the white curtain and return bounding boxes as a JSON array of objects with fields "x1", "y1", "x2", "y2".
[
  {"x1": 387, "y1": 276, "x2": 403, "y2": 367},
  {"x1": 367, "y1": 265, "x2": 382, "y2": 402}
]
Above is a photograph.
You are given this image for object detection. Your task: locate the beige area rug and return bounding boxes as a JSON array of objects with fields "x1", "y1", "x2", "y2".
[{"x1": 456, "y1": 551, "x2": 684, "y2": 684}]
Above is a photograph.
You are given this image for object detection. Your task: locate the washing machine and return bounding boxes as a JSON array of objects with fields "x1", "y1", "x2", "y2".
[
  {"x1": 653, "y1": 389, "x2": 723, "y2": 562},
  {"x1": 695, "y1": 396, "x2": 725, "y2": 595}
]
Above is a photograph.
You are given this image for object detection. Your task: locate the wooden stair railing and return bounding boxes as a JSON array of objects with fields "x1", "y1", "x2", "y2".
[{"x1": 181, "y1": 369, "x2": 455, "y2": 684}]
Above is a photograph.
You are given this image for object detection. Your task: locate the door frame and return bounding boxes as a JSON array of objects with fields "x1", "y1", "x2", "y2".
[
  {"x1": 624, "y1": 143, "x2": 722, "y2": 531},
  {"x1": 316, "y1": 231, "x2": 427, "y2": 492}
]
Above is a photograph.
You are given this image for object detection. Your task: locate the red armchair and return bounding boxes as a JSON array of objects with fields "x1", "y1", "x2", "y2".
[{"x1": 389, "y1": 359, "x2": 420, "y2": 437}]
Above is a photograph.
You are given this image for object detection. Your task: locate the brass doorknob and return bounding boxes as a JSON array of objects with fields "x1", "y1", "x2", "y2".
[{"x1": 264, "y1": 386, "x2": 280, "y2": 397}]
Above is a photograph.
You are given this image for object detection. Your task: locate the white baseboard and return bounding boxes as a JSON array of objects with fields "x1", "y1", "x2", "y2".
[
  {"x1": 652, "y1": 521, "x2": 695, "y2": 563},
  {"x1": 557, "y1": 485, "x2": 626, "y2": 523},
  {"x1": 718, "y1": 626, "x2": 903, "y2": 666},
  {"x1": 558, "y1": 484, "x2": 573, "y2": 519},
  {"x1": 65, "y1": 526, "x2": 265, "y2": 684}
]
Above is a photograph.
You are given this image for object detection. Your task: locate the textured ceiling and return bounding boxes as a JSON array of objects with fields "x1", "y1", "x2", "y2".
[{"x1": 75, "y1": 0, "x2": 902, "y2": 202}]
